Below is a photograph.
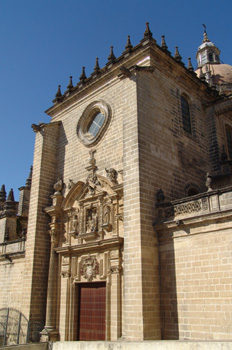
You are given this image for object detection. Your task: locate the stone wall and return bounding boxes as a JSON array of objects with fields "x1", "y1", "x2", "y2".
[
  {"x1": 0, "y1": 257, "x2": 26, "y2": 310},
  {"x1": 157, "y1": 188, "x2": 232, "y2": 340}
]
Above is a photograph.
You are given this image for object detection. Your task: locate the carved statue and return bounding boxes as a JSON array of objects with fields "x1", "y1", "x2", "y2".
[
  {"x1": 205, "y1": 172, "x2": 213, "y2": 191},
  {"x1": 86, "y1": 208, "x2": 98, "y2": 233},
  {"x1": 70, "y1": 214, "x2": 79, "y2": 234},
  {"x1": 88, "y1": 171, "x2": 100, "y2": 186},
  {"x1": 103, "y1": 206, "x2": 111, "y2": 225},
  {"x1": 105, "y1": 168, "x2": 118, "y2": 184}
]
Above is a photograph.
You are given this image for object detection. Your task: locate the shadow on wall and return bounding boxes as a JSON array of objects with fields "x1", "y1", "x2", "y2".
[
  {"x1": 155, "y1": 189, "x2": 179, "y2": 340},
  {"x1": 159, "y1": 242, "x2": 179, "y2": 340}
]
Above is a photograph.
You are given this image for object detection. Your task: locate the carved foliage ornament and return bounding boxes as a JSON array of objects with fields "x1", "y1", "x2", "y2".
[{"x1": 80, "y1": 255, "x2": 99, "y2": 281}]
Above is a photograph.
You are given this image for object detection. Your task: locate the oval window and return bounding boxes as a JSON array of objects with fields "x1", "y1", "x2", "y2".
[
  {"x1": 87, "y1": 112, "x2": 105, "y2": 138},
  {"x1": 77, "y1": 100, "x2": 111, "y2": 147}
]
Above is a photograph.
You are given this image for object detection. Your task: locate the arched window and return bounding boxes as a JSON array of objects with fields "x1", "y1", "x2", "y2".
[
  {"x1": 181, "y1": 95, "x2": 191, "y2": 134},
  {"x1": 185, "y1": 184, "x2": 200, "y2": 197},
  {"x1": 208, "y1": 52, "x2": 213, "y2": 62},
  {"x1": 226, "y1": 126, "x2": 232, "y2": 159}
]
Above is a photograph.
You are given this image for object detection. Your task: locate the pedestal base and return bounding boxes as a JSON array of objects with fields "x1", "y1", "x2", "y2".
[{"x1": 40, "y1": 327, "x2": 59, "y2": 342}]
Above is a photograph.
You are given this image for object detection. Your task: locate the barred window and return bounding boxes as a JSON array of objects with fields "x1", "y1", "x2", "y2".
[
  {"x1": 181, "y1": 96, "x2": 191, "y2": 134},
  {"x1": 226, "y1": 127, "x2": 232, "y2": 159}
]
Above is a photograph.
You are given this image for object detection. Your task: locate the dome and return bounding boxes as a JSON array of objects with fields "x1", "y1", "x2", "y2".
[
  {"x1": 195, "y1": 29, "x2": 232, "y2": 94},
  {"x1": 195, "y1": 64, "x2": 232, "y2": 85}
]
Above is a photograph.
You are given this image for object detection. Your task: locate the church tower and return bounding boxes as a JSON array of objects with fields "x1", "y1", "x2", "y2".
[{"x1": 195, "y1": 26, "x2": 232, "y2": 94}]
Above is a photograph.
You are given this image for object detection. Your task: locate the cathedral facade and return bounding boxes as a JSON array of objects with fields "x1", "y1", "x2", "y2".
[{"x1": 1, "y1": 23, "x2": 232, "y2": 344}]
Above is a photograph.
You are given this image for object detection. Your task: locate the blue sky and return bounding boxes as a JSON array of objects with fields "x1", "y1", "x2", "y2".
[{"x1": 0, "y1": 0, "x2": 232, "y2": 201}]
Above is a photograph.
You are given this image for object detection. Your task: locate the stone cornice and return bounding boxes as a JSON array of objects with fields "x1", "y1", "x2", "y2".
[
  {"x1": 45, "y1": 39, "x2": 218, "y2": 118},
  {"x1": 31, "y1": 120, "x2": 61, "y2": 133},
  {"x1": 55, "y1": 236, "x2": 123, "y2": 255}
]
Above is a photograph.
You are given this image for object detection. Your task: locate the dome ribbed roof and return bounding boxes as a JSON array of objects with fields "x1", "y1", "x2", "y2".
[{"x1": 196, "y1": 64, "x2": 232, "y2": 85}]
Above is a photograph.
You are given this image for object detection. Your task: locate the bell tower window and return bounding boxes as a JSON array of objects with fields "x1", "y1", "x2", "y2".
[{"x1": 208, "y1": 52, "x2": 213, "y2": 62}]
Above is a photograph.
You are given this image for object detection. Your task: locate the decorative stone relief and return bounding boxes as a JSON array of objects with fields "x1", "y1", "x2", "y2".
[
  {"x1": 201, "y1": 197, "x2": 209, "y2": 211},
  {"x1": 110, "y1": 266, "x2": 121, "y2": 274},
  {"x1": 80, "y1": 254, "x2": 99, "y2": 281},
  {"x1": 62, "y1": 150, "x2": 123, "y2": 244},
  {"x1": 68, "y1": 179, "x2": 75, "y2": 189},
  {"x1": 61, "y1": 256, "x2": 70, "y2": 278},
  {"x1": 174, "y1": 200, "x2": 202, "y2": 216}
]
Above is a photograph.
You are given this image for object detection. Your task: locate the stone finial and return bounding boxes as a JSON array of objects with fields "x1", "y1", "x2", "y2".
[
  {"x1": 67, "y1": 76, "x2": 73, "y2": 91},
  {"x1": 161, "y1": 35, "x2": 168, "y2": 50},
  {"x1": 55, "y1": 85, "x2": 62, "y2": 99},
  {"x1": 54, "y1": 179, "x2": 63, "y2": 195},
  {"x1": 174, "y1": 46, "x2": 182, "y2": 61},
  {"x1": 6, "y1": 188, "x2": 15, "y2": 202},
  {"x1": 187, "y1": 57, "x2": 194, "y2": 71},
  {"x1": 108, "y1": 46, "x2": 116, "y2": 64},
  {"x1": 79, "y1": 67, "x2": 87, "y2": 83},
  {"x1": 202, "y1": 24, "x2": 210, "y2": 43},
  {"x1": 26, "y1": 166, "x2": 33, "y2": 188},
  {"x1": 3, "y1": 188, "x2": 17, "y2": 215},
  {"x1": 143, "y1": 22, "x2": 153, "y2": 40},
  {"x1": 0, "y1": 185, "x2": 6, "y2": 202},
  {"x1": 125, "y1": 35, "x2": 133, "y2": 51},
  {"x1": 94, "y1": 57, "x2": 100, "y2": 73}
]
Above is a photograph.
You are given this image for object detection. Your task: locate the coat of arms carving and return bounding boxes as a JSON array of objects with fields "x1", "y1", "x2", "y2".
[{"x1": 80, "y1": 254, "x2": 99, "y2": 281}]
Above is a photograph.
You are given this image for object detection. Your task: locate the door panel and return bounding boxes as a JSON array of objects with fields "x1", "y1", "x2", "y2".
[{"x1": 78, "y1": 282, "x2": 106, "y2": 341}]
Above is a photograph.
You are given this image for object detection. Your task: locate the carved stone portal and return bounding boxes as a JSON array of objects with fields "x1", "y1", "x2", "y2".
[
  {"x1": 80, "y1": 255, "x2": 99, "y2": 281},
  {"x1": 62, "y1": 154, "x2": 123, "y2": 244}
]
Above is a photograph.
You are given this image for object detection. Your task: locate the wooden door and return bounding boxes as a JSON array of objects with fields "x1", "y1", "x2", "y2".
[{"x1": 78, "y1": 282, "x2": 106, "y2": 340}]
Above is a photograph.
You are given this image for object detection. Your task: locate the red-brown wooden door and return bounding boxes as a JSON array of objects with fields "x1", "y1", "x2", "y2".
[{"x1": 78, "y1": 282, "x2": 106, "y2": 341}]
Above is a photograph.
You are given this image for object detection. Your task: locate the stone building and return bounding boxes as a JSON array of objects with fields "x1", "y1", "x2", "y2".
[{"x1": 1, "y1": 23, "x2": 232, "y2": 343}]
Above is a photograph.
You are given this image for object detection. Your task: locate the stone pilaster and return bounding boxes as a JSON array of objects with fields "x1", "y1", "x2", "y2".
[
  {"x1": 41, "y1": 189, "x2": 64, "y2": 341},
  {"x1": 22, "y1": 122, "x2": 61, "y2": 329}
]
